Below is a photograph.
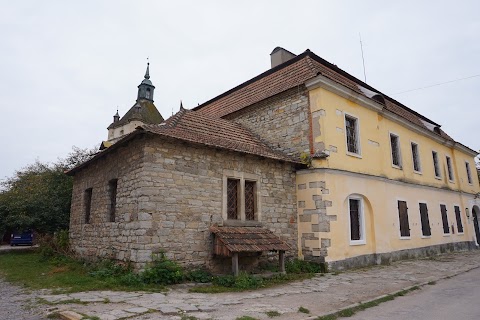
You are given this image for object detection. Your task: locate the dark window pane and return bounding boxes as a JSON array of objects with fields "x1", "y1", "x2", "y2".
[
  {"x1": 446, "y1": 157, "x2": 454, "y2": 181},
  {"x1": 411, "y1": 143, "x2": 420, "y2": 172},
  {"x1": 227, "y1": 179, "x2": 239, "y2": 220},
  {"x1": 440, "y1": 204, "x2": 449, "y2": 234},
  {"x1": 84, "y1": 188, "x2": 93, "y2": 224},
  {"x1": 419, "y1": 203, "x2": 431, "y2": 236},
  {"x1": 390, "y1": 135, "x2": 400, "y2": 166},
  {"x1": 350, "y1": 199, "x2": 361, "y2": 241},
  {"x1": 398, "y1": 200, "x2": 410, "y2": 237},
  {"x1": 432, "y1": 152, "x2": 440, "y2": 177},
  {"x1": 455, "y1": 206, "x2": 463, "y2": 233}
]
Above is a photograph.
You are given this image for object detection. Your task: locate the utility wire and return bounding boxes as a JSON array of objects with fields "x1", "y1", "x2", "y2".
[{"x1": 393, "y1": 74, "x2": 480, "y2": 95}]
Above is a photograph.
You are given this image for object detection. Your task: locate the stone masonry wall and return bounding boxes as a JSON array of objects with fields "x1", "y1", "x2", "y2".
[
  {"x1": 69, "y1": 134, "x2": 297, "y2": 271},
  {"x1": 225, "y1": 86, "x2": 311, "y2": 159},
  {"x1": 69, "y1": 135, "x2": 148, "y2": 264}
]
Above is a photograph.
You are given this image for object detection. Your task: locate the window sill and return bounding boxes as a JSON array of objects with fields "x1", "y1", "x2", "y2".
[
  {"x1": 457, "y1": 232, "x2": 465, "y2": 236},
  {"x1": 349, "y1": 240, "x2": 366, "y2": 246},
  {"x1": 391, "y1": 164, "x2": 403, "y2": 170},
  {"x1": 223, "y1": 220, "x2": 262, "y2": 227},
  {"x1": 399, "y1": 236, "x2": 411, "y2": 240},
  {"x1": 421, "y1": 235, "x2": 431, "y2": 239},
  {"x1": 448, "y1": 180, "x2": 455, "y2": 184},
  {"x1": 443, "y1": 234, "x2": 451, "y2": 237},
  {"x1": 435, "y1": 176, "x2": 442, "y2": 180},
  {"x1": 346, "y1": 152, "x2": 362, "y2": 159},
  {"x1": 414, "y1": 170, "x2": 422, "y2": 175}
]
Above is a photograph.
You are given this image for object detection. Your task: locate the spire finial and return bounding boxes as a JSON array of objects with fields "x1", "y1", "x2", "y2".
[
  {"x1": 180, "y1": 100, "x2": 184, "y2": 110},
  {"x1": 144, "y1": 57, "x2": 150, "y2": 79}
]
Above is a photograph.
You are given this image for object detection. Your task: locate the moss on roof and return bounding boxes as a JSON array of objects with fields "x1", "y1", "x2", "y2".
[{"x1": 108, "y1": 99, "x2": 163, "y2": 129}]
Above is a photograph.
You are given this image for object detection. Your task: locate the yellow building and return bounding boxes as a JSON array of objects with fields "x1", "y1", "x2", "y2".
[{"x1": 196, "y1": 47, "x2": 480, "y2": 269}]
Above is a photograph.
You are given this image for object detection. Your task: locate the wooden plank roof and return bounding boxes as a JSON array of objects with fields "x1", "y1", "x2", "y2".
[{"x1": 210, "y1": 226, "x2": 291, "y2": 255}]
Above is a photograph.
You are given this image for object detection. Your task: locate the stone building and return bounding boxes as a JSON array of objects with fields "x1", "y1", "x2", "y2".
[{"x1": 68, "y1": 48, "x2": 480, "y2": 272}]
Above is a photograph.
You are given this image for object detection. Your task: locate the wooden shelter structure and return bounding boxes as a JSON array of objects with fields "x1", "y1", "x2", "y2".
[{"x1": 210, "y1": 226, "x2": 291, "y2": 276}]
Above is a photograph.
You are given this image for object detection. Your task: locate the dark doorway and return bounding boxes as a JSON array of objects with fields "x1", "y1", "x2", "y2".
[{"x1": 473, "y1": 206, "x2": 480, "y2": 246}]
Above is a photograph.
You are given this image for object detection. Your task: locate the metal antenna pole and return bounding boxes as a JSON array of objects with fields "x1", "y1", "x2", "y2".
[{"x1": 359, "y1": 33, "x2": 367, "y2": 83}]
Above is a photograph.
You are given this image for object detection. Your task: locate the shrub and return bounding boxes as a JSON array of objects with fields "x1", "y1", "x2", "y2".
[
  {"x1": 285, "y1": 259, "x2": 325, "y2": 274},
  {"x1": 186, "y1": 268, "x2": 213, "y2": 283},
  {"x1": 141, "y1": 253, "x2": 184, "y2": 285}
]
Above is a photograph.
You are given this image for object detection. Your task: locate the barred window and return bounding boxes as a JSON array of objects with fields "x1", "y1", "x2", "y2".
[
  {"x1": 345, "y1": 115, "x2": 360, "y2": 154},
  {"x1": 411, "y1": 143, "x2": 421, "y2": 172},
  {"x1": 446, "y1": 156, "x2": 454, "y2": 181},
  {"x1": 390, "y1": 134, "x2": 401, "y2": 167},
  {"x1": 245, "y1": 181, "x2": 256, "y2": 221},
  {"x1": 227, "y1": 179, "x2": 239, "y2": 220},
  {"x1": 349, "y1": 198, "x2": 361, "y2": 241}
]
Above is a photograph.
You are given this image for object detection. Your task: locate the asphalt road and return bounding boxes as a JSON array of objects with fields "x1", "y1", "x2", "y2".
[{"x1": 349, "y1": 267, "x2": 480, "y2": 320}]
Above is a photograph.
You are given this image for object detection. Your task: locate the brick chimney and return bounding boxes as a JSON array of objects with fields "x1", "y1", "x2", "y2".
[{"x1": 270, "y1": 47, "x2": 297, "y2": 68}]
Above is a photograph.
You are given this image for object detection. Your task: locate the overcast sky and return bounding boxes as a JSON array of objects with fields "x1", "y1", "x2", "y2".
[{"x1": 1, "y1": 1, "x2": 479, "y2": 180}]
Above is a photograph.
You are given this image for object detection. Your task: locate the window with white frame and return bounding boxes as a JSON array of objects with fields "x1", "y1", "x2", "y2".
[
  {"x1": 440, "y1": 204, "x2": 450, "y2": 234},
  {"x1": 345, "y1": 114, "x2": 360, "y2": 155},
  {"x1": 348, "y1": 196, "x2": 365, "y2": 244},
  {"x1": 466, "y1": 161, "x2": 473, "y2": 184},
  {"x1": 411, "y1": 142, "x2": 421, "y2": 172},
  {"x1": 446, "y1": 156, "x2": 454, "y2": 182},
  {"x1": 432, "y1": 151, "x2": 441, "y2": 178},
  {"x1": 390, "y1": 133, "x2": 402, "y2": 168},
  {"x1": 398, "y1": 200, "x2": 410, "y2": 237}
]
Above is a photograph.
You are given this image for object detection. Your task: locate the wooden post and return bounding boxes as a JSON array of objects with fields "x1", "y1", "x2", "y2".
[
  {"x1": 279, "y1": 250, "x2": 285, "y2": 274},
  {"x1": 232, "y1": 252, "x2": 239, "y2": 276}
]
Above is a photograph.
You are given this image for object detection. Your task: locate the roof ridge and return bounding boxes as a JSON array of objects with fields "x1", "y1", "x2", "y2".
[{"x1": 164, "y1": 107, "x2": 188, "y2": 128}]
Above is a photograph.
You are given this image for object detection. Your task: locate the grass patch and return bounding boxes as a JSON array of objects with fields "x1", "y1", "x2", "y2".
[
  {"x1": 427, "y1": 281, "x2": 436, "y2": 285},
  {"x1": 265, "y1": 310, "x2": 281, "y2": 317},
  {"x1": 315, "y1": 286, "x2": 421, "y2": 319},
  {"x1": 189, "y1": 272, "x2": 313, "y2": 293},
  {"x1": 236, "y1": 317, "x2": 258, "y2": 320},
  {"x1": 298, "y1": 306, "x2": 310, "y2": 314},
  {"x1": 0, "y1": 251, "x2": 163, "y2": 293}
]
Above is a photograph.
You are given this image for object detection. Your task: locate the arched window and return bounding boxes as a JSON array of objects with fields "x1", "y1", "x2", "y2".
[{"x1": 146, "y1": 88, "x2": 151, "y2": 99}]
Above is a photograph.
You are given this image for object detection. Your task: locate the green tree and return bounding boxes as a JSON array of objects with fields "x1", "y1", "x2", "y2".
[{"x1": 0, "y1": 146, "x2": 96, "y2": 237}]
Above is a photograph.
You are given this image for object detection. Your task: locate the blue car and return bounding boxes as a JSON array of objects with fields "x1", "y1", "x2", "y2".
[{"x1": 10, "y1": 230, "x2": 34, "y2": 246}]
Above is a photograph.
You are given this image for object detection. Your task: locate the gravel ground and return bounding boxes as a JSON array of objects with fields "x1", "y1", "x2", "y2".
[{"x1": 0, "y1": 278, "x2": 45, "y2": 320}]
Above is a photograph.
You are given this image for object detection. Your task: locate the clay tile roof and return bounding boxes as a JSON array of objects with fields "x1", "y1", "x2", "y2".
[
  {"x1": 142, "y1": 109, "x2": 299, "y2": 163},
  {"x1": 194, "y1": 50, "x2": 458, "y2": 142},
  {"x1": 210, "y1": 226, "x2": 291, "y2": 255}
]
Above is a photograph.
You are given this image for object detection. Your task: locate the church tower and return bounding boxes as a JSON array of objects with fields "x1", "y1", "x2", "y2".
[{"x1": 102, "y1": 63, "x2": 164, "y2": 148}]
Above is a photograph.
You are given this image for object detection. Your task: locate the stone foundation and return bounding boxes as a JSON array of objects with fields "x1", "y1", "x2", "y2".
[{"x1": 328, "y1": 241, "x2": 478, "y2": 271}]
